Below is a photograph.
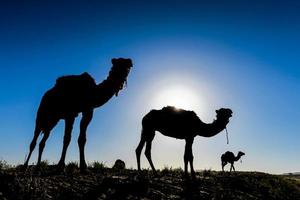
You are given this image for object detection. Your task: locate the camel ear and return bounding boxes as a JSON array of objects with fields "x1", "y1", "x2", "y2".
[
  {"x1": 111, "y1": 58, "x2": 117, "y2": 65},
  {"x1": 216, "y1": 110, "x2": 219, "y2": 114},
  {"x1": 126, "y1": 59, "x2": 133, "y2": 67}
]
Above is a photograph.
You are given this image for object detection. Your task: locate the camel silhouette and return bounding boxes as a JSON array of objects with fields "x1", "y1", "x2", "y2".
[
  {"x1": 221, "y1": 151, "x2": 245, "y2": 172},
  {"x1": 24, "y1": 58, "x2": 133, "y2": 173},
  {"x1": 136, "y1": 106, "x2": 232, "y2": 177}
]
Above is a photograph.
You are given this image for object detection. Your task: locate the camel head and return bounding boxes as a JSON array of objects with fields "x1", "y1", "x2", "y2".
[
  {"x1": 237, "y1": 151, "x2": 245, "y2": 157},
  {"x1": 215, "y1": 108, "x2": 233, "y2": 124},
  {"x1": 109, "y1": 58, "x2": 133, "y2": 96}
]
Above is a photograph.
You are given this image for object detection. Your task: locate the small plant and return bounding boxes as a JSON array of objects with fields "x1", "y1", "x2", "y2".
[
  {"x1": 202, "y1": 169, "x2": 212, "y2": 177},
  {"x1": 39, "y1": 160, "x2": 49, "y2": 167},
  {"x1": 172, "y1": 167, "x2": 183, "y2": 174},
  {"x1": 161, "y1": 165, "x2": 172, "y2": 176},
  {"x1": 65, "y1": 162, "x2": 79, "y2": 175},
  {"x1": 40, "y1": 160, "x2": 49, "y2": 168},
  {"x1": 34, "y1": 160, "x2": 50, "y2": 174},
  {"x1": 90, "y1": 161, "x2": 106, "y2": 172},
  {"x1": 0, "y1": 159, "x2": 10, "y2": 170}
]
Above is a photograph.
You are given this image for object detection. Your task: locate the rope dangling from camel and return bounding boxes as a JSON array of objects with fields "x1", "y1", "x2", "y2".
[{"x1": 225, "y1": 127, "x2": 229, "y2": 144}]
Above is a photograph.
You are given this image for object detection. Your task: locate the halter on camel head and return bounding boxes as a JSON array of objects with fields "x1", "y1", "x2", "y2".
[
  {"x1": 109, "y1": 58, "x2": 133, "y2": 96},
  {"x1": 216, "y1": 108, "x2": 233, "y2": 144}
]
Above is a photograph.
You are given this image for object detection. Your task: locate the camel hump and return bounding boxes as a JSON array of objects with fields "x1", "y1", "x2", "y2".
[
  {"x1": 161, "y1": 106, "x2": 185, "y2": 114},
  {"x1": 55, "y1": 72, "x2": 96, "y2": 89},
  {"x1": 222, "y1": 151, "x2": 234, "y2": 159},
  {"x1": 162, "y1": 106, "x2": 184, "y2": 112},
  {"x1": 142, "y1": 107, "x2": 200, "y2": 128},
  {"x1": 161, "y1": 106, "x2": 198, "y2": 118}
]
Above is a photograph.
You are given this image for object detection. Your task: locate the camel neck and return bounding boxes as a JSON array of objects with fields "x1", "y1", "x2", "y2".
[
  {"x1": 92, "y1": 75, "x2": 126, "y2": 108},
  {"x1": 200, "y1": 119, "x2": 229, "y2": 137},
  {"x1": 235, "y1": 154, "x2": 242, "y2": 161}
]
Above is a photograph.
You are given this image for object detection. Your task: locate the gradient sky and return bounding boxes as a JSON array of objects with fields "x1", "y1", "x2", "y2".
[{"x1": 0, "y1": 0, "x2": 299, "y2": 174}]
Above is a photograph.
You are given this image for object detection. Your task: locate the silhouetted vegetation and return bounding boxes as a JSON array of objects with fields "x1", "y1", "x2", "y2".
[
  {"x1": 0, "y1": 159, "x2": 10, "y2": 170},
  {"x1": 89, "y1": 161, "x2": 106, "y2": 173},
  {"x1": 65, "y1": 162, "x2": 79, "y2": 175},
  {"x1": 0, "y1": 163, "x2": 299, "y2": 200}
]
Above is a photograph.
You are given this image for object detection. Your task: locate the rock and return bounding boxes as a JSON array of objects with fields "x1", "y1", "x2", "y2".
[{"x1": 112, "y1": 159, "x2": 126, "y2": 170}]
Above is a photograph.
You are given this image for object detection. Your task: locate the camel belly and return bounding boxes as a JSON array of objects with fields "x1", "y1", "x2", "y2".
[{"x1": 156, "y1": 126, "x2": 197, "y2": 139}]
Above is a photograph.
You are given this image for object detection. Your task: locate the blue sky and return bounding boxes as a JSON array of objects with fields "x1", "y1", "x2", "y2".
[{"x1": 0, "y1": 0, "x2": 299, "y2": 174}]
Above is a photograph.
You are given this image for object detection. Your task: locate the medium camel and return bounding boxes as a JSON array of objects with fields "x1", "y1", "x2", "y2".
[
  {"x1": 24, "y1": 58, "x2": 132, "y2": 173},
  {"x1": 136, "y1": 106, "x2": 232, "y2": 177},
  {"x1": 221, "y1": 151, "x2": 245, "y2": 172}
]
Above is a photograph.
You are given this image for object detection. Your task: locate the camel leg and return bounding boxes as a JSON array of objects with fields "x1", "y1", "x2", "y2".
[
  {"x1": 35, "y1": 118, "x2": 59, "y2": 170},
  {"x1": 222, "y1": 162, "x2": 226, "y2": 172},
  {"x1": 57, "y1": 117, "x2": 75, "y2": 171},
  {"x1": 78, "y1": 110, "x2": 93, "y2": 173},
  {"x1": 24, "y1": 125, "x2": 41, "y2": 168},
  {"x1": 232, "y1": 164, "x2": 235, "y2": 172},
  {"x1": 36, "y1": 131, "x2": 50, "y2": 166},
  {"x1": 230, "y1": 163, "x2": 233, "y2": 172},
  {"x1": 189, "y1": 141, "x2": 195, "y2": 178},
  {"x1": 144, "y1": 134, "x2": 156, "y2": 175},
  {"x1": 184, "y1": 138, "x2": 194, "y2": 177},
  {"x1": 135, "y1": 134, "x2": 146, "y2": 171}
]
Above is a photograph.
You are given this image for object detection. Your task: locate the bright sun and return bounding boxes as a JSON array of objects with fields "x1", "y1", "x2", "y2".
[{"x1": 151, "y1": 85, "x2": 201, "y2": 110}]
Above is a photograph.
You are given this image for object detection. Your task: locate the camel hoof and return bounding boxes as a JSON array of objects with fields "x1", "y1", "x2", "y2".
[
  {"x1": 20, "y1": 164, "x2": 28, "y2": 172},
  {"x1": 56, "y1": 164, "x2": 65, "y2": 173},
  {"x1": 191, "y1": 174, "x2": 196, "y2": 180},
  {"x1": 79, "y1": 163, "x2": 88, "y2": 174},
  {"x1": 31, "y1": 165, "x2": 42, "y2": 175},
  {"x1": 80, "y1": 168, "x2": 90, "y2": 174},
  {"x1": 184, "y1": 172, "x2": 189, "y2": 178},
  {"x1": 35, "y1": 164, "x2": 41, "y2": 171},
  {"x1": 137, "y1": 170, "x2": 142, "y2": 175},
  {"x1": 152, "y1": 170, "x2": 158, "y2": 177}
]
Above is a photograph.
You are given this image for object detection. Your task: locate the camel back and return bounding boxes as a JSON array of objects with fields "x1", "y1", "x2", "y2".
[
  {"x1": 160, "y1": 106, "x2": 200, "y2": 122},
  {"x1": 55, "y1": 72, "x2": 97, "y2": 91}
]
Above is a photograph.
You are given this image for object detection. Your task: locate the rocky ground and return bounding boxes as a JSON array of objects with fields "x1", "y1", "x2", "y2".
[{"x1": 0, "y1": 165, "x2": 299, "y2": 200}]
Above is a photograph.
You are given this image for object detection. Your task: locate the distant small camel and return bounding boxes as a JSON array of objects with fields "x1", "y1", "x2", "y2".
[
  {"x1": 221, "y1": 151, "x2": 245, "y2": 172},
  {"x1": 24, "y1": 58, "x2": 132, "y2": 173},
  {"x1": 136, "y1": 106, "x2": 233, "y2": 177}
]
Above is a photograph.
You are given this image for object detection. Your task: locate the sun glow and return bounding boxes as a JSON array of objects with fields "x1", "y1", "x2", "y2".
[{"x1": 151, "y1": 85, "x2": 201, "y2": 111}]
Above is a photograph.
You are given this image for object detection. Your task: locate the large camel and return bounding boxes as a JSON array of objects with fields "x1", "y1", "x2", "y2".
[
  {"x1": 24, "y1": 58, "x2": 132, "y2": 173},
  {"x1": 136, "y1": 106, "x2": 232, "y2": 177}
]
